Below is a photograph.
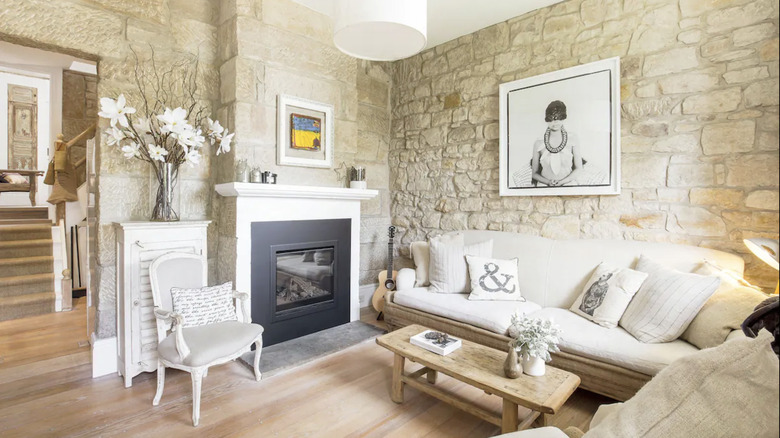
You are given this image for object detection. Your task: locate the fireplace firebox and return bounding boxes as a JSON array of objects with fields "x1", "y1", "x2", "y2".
[{"x1": 251, "y1": 219, "x2": 351, "y2": 346}]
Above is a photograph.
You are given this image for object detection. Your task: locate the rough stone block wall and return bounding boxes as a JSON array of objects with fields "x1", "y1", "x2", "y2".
[
  {"x1": 389, "y1": 0, "x2": 779, "y2": 289},
  {"x1": 62, "y1": 70, "x2": 97, "y2": 147},
  {"x1": 214, "y1": 0, "x2": 393, "y2": 288},
  {"x1": 1, "y1": 0, "x2": 219, "y2": 338}
]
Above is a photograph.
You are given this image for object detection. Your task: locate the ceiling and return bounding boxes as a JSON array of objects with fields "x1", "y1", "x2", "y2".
[{"x1": 290, "y1": 0, "x2": 563, "y2": 53}]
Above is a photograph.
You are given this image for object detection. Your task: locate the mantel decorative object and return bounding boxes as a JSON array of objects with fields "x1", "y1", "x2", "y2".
[
  {"x1": 349, "y1": 165, "x2": 366, "y2": 189},
  {"x1": 99, "y1": 51, "x2": 232, "y2": 221}
]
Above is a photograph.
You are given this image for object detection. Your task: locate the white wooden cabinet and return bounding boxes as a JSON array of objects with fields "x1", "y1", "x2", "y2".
[{"x1": 114, "y1": 221, "x2": 210, "y2": 387}]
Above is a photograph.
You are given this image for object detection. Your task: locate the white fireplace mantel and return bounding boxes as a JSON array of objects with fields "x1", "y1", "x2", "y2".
[
  {"x1": 216, "y1": 182, "x2": 378, "y2": 323},
  {"x1": 215, "y1": 182, "x2": 378, "y2": 201}
]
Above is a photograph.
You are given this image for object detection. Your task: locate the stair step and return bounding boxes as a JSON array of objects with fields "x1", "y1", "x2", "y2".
[
  {"x1": 0, "y1": 292, "x2": 55, "y2": 322},
  {"x1": 0, "y1": 256, "x2": 54, "y2": 277},
  {"x1": 0, "y1": 207, "x2": 49, "y2": 220},
  {"x1": 0, "y1": 223, "x2": 52, "y2": 241},
  {"x1": 0, "y1": 239, "x2": 53, "y2": 258},
  {"x1": 0, "y1": 273, "x2": 56, "y2": 297}
]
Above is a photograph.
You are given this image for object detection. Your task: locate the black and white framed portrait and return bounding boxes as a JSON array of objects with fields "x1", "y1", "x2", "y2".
[{"x1": 499, "y1": 57, "x2": 621, "y2": 196}]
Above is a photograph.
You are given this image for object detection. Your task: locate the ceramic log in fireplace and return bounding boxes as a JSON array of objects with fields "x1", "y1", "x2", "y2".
[{"x1": 251, "y1": 219, "x2": 351, "y2": 346}]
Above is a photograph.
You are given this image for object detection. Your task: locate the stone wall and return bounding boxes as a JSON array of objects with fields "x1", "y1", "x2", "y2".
[
  {"x1": 62, "y1": 70, "x2": 97, "y2": 145},
  {"x1": 389, "y1": 0, "x2": 779, "y2": 289},
  {"x1": 214, "y1": 0, "x2": 392, "y2": 287},
  {"x1": 1, "y1": 0, "x2": 219, "y2": 338}
]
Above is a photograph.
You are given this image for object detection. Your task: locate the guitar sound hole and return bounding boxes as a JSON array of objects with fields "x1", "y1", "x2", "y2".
[{"x1": 385, "y1": 279, "x2": 395, "y2": 289}]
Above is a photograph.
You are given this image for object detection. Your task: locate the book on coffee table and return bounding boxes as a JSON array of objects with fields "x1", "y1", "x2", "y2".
[{"x1": 410, "y1": 330, "x2": 462, "y2": 356}]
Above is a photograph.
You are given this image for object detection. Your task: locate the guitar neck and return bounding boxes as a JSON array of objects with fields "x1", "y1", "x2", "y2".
[{"x1": 386, "y1": 241, "x2": 394, "y2": 273}]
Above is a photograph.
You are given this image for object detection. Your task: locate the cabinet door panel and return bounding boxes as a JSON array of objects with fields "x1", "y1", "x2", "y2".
[{"x1": 129, "y1": 239, "x2": 204, "y2": 374}]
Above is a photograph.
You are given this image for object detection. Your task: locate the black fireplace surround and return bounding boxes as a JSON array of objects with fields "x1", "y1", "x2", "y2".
[{"x1": 251, "y1": 219, "x2": 351, "y2": 346}]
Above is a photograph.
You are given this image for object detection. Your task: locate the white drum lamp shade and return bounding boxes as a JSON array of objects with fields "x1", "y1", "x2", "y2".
[{"x1": 333, "y1": 0, "x2": 427, "y2": 61}]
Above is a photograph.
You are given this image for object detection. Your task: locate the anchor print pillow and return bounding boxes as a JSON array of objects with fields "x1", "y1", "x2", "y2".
[
  {"x1": 465, "y1": 256, "x2": 524, "y2": 301},
  {"x1": 569, "y1": 263, "x2": 648, "y2": 329}
]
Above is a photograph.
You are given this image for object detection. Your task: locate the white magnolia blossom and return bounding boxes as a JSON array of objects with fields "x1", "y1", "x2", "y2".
[
  {"x1": 508, "y1": 313, "x2": 561, "y2": 362},
  {"x1": 207, "y1": 118, "x2": 224, "y2": 137},
  {"x1": 217, "y1": 131, "x2": 234, "y2": 156},
  {"x1": 184, "y1": 148, "x2": 201, "y2": 167},
  {"x1": 177, "y1": 127, "x2": 206, "y2": 149},
  {"x1": 121, "y1": 142, "x2": 141, "y2": 159},
  {"x1": 157, "y1": 107, "x2": 189, "y2": 135},
  {"x1": 99, "y1": 95, "x2": 229, "y2": 167},
  {"x1": 98, "y1": 94, "x2": 136, "y2": 128},
  {"x1": 147, "y1": 144, "x2": 169, "y2": 162},
  {"x1": 134, "y1": 117, "x2": 151, "y2": 135},
  {"x1": 104, "y1": 126, "x2": 125, "y2": 147}
]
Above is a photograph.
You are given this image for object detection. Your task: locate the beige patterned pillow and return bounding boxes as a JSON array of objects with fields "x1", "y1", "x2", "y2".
[
  {"x1": 171, "y1": 281, "x2": 237, "y2": 328},
  {"x1": 466, "y1": 255, "x2": 524, "y2": 301},
  {"x1": 570, "y1": 262, "x2": 648, "y2": 329}
]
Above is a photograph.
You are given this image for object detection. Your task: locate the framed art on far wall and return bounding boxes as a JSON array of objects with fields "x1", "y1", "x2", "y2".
[
  {"x1": 499, "y1": 57, "x2": 621, "y2": 196},
  {"x1": 277, "y1": 95, "x2": 334, "y2": 168}
]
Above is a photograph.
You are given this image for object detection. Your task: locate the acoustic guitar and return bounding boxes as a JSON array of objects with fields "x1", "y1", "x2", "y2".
[{"x1": 371, "y1": 226, "x2": 397, "y2": 315}]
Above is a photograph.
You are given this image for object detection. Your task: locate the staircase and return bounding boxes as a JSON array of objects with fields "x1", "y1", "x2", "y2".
[{"x1": 0, "y1": 221, "x2": 56, "y2": 322}]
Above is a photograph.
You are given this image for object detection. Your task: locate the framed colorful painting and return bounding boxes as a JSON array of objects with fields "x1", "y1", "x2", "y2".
[{"x1": 277, "y1": 95, "x2": 334, "y2": 168}]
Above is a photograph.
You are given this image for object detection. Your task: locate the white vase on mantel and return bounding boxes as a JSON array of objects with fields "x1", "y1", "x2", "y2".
[{"x1": 522, "y1": 354, "x2": 546, "y2": 377}]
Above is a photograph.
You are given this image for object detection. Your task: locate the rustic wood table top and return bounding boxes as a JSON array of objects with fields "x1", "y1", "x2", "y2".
[{"x1": 376, "y1": 324, "x2": 581, "y2": 415}]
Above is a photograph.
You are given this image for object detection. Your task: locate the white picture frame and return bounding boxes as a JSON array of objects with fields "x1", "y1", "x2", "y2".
[
  {"x1": 499, "y1": 57, "x2": 621, "y2": 197},
  {"x1": 277, "y1": 94, "x2": 334, "y2": 168}
]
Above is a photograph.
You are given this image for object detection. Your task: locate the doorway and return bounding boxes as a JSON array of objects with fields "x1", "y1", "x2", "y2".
[{"x1": 0, "y1": 41, "x2": 96, "y2": 371}]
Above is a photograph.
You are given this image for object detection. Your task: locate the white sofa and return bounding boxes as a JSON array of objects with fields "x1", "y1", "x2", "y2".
[{"x1": 383, "y1": 231, "x2": 745, "y2": 401}]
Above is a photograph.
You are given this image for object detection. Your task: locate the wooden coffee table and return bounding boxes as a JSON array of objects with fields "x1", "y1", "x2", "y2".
[{"x1": 376, "y1": 324, "x2": 580, "y2": 434}]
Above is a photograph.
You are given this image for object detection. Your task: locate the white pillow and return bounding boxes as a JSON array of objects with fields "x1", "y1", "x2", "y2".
[
  {"x1": 410, "y1": 241, "x2": 430, "y2": 287},
  {"x1": 428, "y1": 234, "x2": 493, "y2": 294},
  {"x1": 620, "y1": 256, "x2": 720, "y2": 343},
  {"x1": 171, "y1": 281, "x2": 237, "y2": 328},
  {"x1": 465, "y1": 255, "x2": 524, "y2": 301},
  {"x1": 2, "y1": 173, "x2": 27, "y2": 184},
  {"x1": 569, "y1": 262, "x2": 648, "y2": 329}
]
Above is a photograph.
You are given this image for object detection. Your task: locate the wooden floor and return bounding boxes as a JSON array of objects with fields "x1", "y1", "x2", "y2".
[{"x1": 0, "y1": 305, "x2": 610, "y2": 437}]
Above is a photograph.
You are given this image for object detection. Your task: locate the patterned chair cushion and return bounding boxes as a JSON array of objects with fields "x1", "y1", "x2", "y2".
[{"x1": 171, "y1": 281, "x2": 237, "y2": 328}]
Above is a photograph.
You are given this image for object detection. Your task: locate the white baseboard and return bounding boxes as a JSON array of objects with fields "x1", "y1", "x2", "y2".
[
  {"x1": 359, "y1": 283, "x2": 378, "y2": 308},
  {"x1": 91, "y1": 334, "x2": 117, "y2": 378}
]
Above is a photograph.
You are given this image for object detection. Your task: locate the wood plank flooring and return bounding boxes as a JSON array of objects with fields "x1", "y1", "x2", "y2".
[{"x1": 0, "y1": 304, "x2": 611, "y2": 437}]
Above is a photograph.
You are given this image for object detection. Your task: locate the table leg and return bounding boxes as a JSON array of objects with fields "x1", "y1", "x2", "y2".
[
  {"x1": 427, "y1": 369, "x2": 438, "y2": 384},
  {"x1": 534, "y1": 412, "x2": 548, "y2": 428},
  {"x1": 501, "y1": 399, "x2": 519, "y2": 434},
  {"x1": 391, "y1": 354, "x2": 405, "y2": 403}
]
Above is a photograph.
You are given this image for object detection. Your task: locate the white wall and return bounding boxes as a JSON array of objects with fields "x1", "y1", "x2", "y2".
[{"x1": 0, "y1": 70, "x2": 53, "y2": 206}]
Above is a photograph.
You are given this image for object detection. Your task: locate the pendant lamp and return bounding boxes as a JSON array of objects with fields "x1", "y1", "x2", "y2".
[{"x1": 333, "y1": 0, "x2": 427, "y2": 61}]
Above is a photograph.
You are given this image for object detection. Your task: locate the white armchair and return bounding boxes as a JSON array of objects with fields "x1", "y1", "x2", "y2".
[{"x1": 149, "y1": 252, "x2": 264, "y2": 426}]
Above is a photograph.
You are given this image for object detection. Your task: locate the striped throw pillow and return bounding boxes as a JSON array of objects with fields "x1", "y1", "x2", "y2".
[
  {"x1": 171, "y1": 281, "x2": 237, "y2": 328},
  {"x1": 619, "y1": 256, "x2": 720, "y2": 343}
]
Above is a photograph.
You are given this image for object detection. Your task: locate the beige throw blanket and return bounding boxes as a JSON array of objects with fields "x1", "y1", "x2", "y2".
[{"x1": 585, "y1": 331, "x2": 779, "y2": 438}]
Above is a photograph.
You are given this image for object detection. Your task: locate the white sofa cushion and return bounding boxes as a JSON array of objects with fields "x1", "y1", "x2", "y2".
[
  {"x1": 530, "y1": 308, "x2": 699, "y2": 375},
  {"x1": 393, "y1": 287, "x2": 542, "y2": 335},
  {"x1": 457, "y1": 231, "x2": 743, "y2": 309},
  {"x1": 620, "y1": 256, "x2": 720, "y2": 343},
  {"x1": 466, "y1": 255, "x2": 524, "y2": 301},
  {"x1": 429, "y1": 234, "x2": 493, "y2": 293},
  {"x1": 410, "y1": 241, "x2": 430, "y2": 287},
  {"x1": 569, "y1": 262, "x2": 647, "y2": 329}
]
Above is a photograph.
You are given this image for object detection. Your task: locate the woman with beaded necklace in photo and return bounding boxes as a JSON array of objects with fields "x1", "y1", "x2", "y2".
[{"x1": 531, "y1": 100, "x2": 582, "y2": 187}]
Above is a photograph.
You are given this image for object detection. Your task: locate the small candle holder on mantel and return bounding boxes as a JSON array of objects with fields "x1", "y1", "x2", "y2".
[{"x1": 349, "y1": 166, "x2": 367, "y2": 189}]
